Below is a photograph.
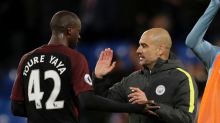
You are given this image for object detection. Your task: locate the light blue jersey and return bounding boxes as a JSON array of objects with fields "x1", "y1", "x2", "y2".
[
  {"x1": 186, "y1": 1, "x2": 220, "y2": 122},
  {"x1": 185, "y1": 0, "x2": 220, "y2": 75}
]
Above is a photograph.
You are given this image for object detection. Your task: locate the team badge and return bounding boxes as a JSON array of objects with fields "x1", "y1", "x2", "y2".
[
  {"x1": 84, "y1": 74, "x2": 93, "y2": 86},
  {"x1": 155, "y1": 85, "x2": 165, "y2": 95}
]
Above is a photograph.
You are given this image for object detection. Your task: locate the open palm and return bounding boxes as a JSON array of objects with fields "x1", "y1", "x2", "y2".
[{"x1": 95, "y1": 48, "x2": 116, "y2": 78}]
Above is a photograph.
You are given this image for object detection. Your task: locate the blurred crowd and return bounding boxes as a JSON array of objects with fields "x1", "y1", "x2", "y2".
[{"x1": 1, "y1": 0, "x2": 220, "y2": 123}]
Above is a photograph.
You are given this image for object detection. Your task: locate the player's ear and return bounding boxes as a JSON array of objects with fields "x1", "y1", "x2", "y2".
[{"x1": 66, "y1": 27, "x2": 72, "y2": 35}]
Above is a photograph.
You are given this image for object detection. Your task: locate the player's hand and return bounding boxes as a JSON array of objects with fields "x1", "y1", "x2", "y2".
[
  {"x1": 95, "y1": 48, "x2": 116, "y2": 79},
  {"x1": 128, "y1": 87, "x2": 148, "y2": 104},
  {"x1": 144, "y1": 100, "x2": 160, "y2": 111},
  {"x1": 144, "y1": 100, "x2": 160, "y2": 117}
]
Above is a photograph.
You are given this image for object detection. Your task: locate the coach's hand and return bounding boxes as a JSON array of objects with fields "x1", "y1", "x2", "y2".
[
  {"x1": 128, "y1": 87, "x2": 160, "y2": 116},
  {"x1": 128, "y1": 87, "x2": 148, "y2": 104},
  {"x1": 95, "y1": 48, "x2": 116, "y2": 79}
]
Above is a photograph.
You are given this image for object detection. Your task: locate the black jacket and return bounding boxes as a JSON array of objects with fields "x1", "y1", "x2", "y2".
[{"x1": 93, "y1": 58, "x2": 198, "y2": 123}]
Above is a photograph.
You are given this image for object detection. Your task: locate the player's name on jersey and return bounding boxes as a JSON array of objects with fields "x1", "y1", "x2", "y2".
[{"x1": 23, "y1": 55, "x2": 66, "y2": 76}]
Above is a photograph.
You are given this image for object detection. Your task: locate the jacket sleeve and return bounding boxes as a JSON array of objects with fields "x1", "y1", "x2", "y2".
[
  {"x1": 185, "y1": 0, "x2": 220, "y2": 69},
  {"x1": 92, "y1": 73, "x2": 128, "y2": 103},
  {"x1": 92, "y1": 72, "x2": 114, "y2": 97},
  {"x1": 78, "y1": 91, "x2": 145, "y2": 113},
  {"x1": 155, "y1": 69, "x2": 198, "y2": 123}
]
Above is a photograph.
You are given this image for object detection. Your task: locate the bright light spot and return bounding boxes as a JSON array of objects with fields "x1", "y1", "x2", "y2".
[
  {"x1": 0, "y1": 114, "x2": 9, "y2": 123},
  {"x1": 9, "y1": 69, "x2": 17, "y2": 81}
]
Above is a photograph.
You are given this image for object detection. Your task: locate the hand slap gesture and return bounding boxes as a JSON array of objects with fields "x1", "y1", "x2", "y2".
[{"x1": 95, "y1": 48, "x2": 116, "y2": 79}]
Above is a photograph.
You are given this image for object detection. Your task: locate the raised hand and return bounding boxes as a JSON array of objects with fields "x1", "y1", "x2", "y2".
[{"x1": 95, "y1": 48, "x2": 116, "y2": 79}]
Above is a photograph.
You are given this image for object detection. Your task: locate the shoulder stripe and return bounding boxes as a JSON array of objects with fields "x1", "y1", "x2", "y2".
[{"x1": 176, "y1": 68, "x2": 195, "y2": 113}]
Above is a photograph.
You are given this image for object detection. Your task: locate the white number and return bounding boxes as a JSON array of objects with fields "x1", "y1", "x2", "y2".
[
  {"x1": 28, "y1": 70, "x2": 44, "y2": 109},
  {"x1": 45, "y1": 70, "x2": 64, "y2": 109},
  {"x1": 28, "y1": 69, "x2": 64, "y2": 110}
]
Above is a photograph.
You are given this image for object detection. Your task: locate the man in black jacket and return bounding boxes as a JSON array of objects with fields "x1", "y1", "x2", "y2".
[{"x1": 94, "y1": 28, "x2": 198, "y2": 123}]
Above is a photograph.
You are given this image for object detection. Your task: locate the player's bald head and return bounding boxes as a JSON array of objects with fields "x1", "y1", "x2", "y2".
[
  {"x1": 50, "y1": 10, "x2": 81, "y2": 33},
  {"x1": 142, "y1": 28, "x2": 172, "y2": 49}
]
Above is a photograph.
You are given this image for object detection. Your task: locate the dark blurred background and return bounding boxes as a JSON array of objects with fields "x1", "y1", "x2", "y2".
[{"x1": 1, "y1": 0, "x2": 220, "y2": 122}]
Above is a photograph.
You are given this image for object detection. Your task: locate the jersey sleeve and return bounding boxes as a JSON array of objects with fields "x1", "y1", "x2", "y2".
[
  {"x1": 71, "y1": 54, "x2": 93, "y2": 96},
  {"x1": 185, "y1": 1, "x2": 220, "y2": 69},
  {"x1": 10, "y1": 54, "x2": 28, "y2": 101}
]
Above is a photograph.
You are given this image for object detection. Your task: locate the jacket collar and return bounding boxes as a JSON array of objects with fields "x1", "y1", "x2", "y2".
[
  {"x1": 142, "y1": 58, "x2": 167, "y2": 74},
  {"x1": 142, "y1": 57, "x2": 184, "y2": 75}
]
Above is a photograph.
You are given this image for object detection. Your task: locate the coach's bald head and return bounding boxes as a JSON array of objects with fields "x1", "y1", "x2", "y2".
[{"x1": 137, "y1": 28, "x2": 172, "y2": 69}]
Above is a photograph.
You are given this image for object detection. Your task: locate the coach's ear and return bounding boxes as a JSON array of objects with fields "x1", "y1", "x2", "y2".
[
  {"x1": 11, "y1": 100, "x2": 27, "y2": 117},
  {"x1": 156, "y1": 46, "x2": 163, "y2": 56}
]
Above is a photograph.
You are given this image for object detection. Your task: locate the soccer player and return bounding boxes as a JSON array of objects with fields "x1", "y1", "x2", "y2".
[
  {"x1": 94, "y1": 28, "x2": 198, "y2": 123},
  {"x1": 186, "y1": 0, "x2": 220, "y2": 122},
  {"x1": 10, "y1": 10, "x2": 150, "y2": 123}
]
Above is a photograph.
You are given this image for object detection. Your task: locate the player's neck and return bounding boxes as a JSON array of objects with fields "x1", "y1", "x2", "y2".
[{"x1": 48, "y1": 34, "x2": 68, "y2": 47}]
